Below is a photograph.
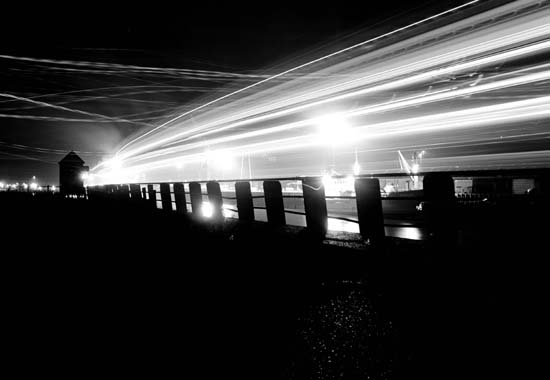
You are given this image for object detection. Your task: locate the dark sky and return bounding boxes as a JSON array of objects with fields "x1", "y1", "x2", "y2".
[{"x1": 0, "y1": 0, "x2": 468, "y2": 184}]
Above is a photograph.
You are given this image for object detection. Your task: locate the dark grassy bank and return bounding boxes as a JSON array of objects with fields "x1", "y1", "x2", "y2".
[{"x1": 1, "y1": 192, "x2": 547, "y2": 379}]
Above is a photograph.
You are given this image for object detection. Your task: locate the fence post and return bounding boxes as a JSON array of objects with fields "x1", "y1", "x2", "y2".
[
  {"x1": 302, "y1": 177, "x2": 328, "y2": 237},
  {"x1": 160, "y1": 183, "x2": 172, "y2": 211},
  {"x1": 235, "y1": 181, "x2": 254, "y2": 221},
  {"x1": 263, "y1": 180, "x2": 285, "y2": 225},
  {"x1": 423, "y1": 173, "x2": 456, "y2": 243},
  {"x1": 116, "y1": 184, "x2": 129, "y2": 201},
  {"x1": 173, "y1": 183, "x2": 187, "y2": 214},
  {"x1": 147, "y1": 185, "x2": 157, "y2": 209},
  {"x1": 104, "y1": 185, "x2": 113, "y2": 198},
  {"x1": 141, "y1": 187, "x2": 147, "y2": 203},
  {"x1": 189, "y1": 182, "x2": 203, "y2": 215},
  {"x1": 207, "y1": 181, "x2": 223, "y2": 220},
  {"x1": 129, "y1": 184, "x2": 141, "y2": 199},
  {"x1": 355, "y1": 178, "x2": 385, "y2": 245}
]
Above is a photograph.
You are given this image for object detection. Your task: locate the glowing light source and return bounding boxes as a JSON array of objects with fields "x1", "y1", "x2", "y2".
[
  {"x1": 353, "y1": 161, "x2": 361, "y2": 176},
  {"x1": 0, "y1": 182, "x2": 4, "y2": 189},
  {"x1": 80, "y1": 172, "x2": 89, "y2": 180},
  {"x1": 315, "y1": 114, "x2": 354, "y2": 146},
  {"x1": 322, "y1": 174, "x2": 332, "y2": 188},
  {"x1": 30, "y1": 182, "x2": 38, "y2": 190},
  {"x1": 87, "y1": 1, "x2": 549, "y2": 183},
  {"x1": 206, "y1": 150, "x2": 234, "y2": 171},
  {"x1": 202, "y1": 202, "x2": 213, "y2": 218},
  {"x1": 107, "y1": 157, "x2": 123, "y2": 170}
]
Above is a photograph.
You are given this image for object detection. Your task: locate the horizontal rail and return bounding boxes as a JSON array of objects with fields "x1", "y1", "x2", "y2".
[
  {"x1": 94, "y1": 167, "x2": 550, "y2": 188},
  {"x1": 87, "y1": 168, "x2": 549, "y2": 242}
]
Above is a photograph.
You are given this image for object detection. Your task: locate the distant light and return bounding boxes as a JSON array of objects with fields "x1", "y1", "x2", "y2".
[
  {"x1": 202, "y1": 202, "x2": 213, "y2": 218},
  {"x1": 22, "y1": 183, "x2": 28, "y2": 189},
  {"x1": 412, "y1": 163, "x2": 420, "y2": 174},
  {"x1": 315, "y1": 113, "x2": 354, "y2": 146},
  {"x1": 51, "y1": 185, "x2": 56, "y2": 191},
  {"x1": 206, "y1": 150, "x2": 233, "y2": 171},
  {"x1": 81, "y1": 172, "x2": 89, "y2": 180},
  {"x1": 32, "y1": 176, "x2": 36, "y2": 180},
  {"x1": 222, "y1": 204, "x2": 234, "y2": 218},
  {"x1": 38, "y1": 186, "x2": 43, "y2": 191},
  {"x1": 353, "y1": 161, "x2": 361, "y2": 176},
  {"x1": 322, "y1": 174, "x2": 332, "y2": 188},
  {"x1": 107, "y1": 157, "x2": 123, "y2": 170},
  {"x1": 383, "y1": 183, "x2": 396, "y2": 194},
  {"x1": 0, "y1": 182, "x2": 4, "y2": 189},
  {"x1": 30, "y1": 182, "x2": 38, "y2": 190}
]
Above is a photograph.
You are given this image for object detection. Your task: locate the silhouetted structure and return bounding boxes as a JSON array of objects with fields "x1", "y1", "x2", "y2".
[{"x1": 59, "y1": 151, "x2": 88, "y2": 197}]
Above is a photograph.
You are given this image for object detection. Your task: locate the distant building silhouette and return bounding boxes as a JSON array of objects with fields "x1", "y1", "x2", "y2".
[{"x1": 59, "y1": 151, "x2": 88, "y2": 197}]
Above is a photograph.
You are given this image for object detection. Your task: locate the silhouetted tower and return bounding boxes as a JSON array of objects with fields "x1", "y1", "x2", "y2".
[{"x1": 59, "y1": 151, "x2": 88, "y2": 197}]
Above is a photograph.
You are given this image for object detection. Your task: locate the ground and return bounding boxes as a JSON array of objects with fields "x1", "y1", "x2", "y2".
[{"x1": 1, "y1": 192, "x2": 547, "y2": 379}]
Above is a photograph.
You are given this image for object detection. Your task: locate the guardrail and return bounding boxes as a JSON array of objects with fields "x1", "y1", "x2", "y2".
[{"x1": 86, "y1": 169, "x2": 549, "y2": 243}]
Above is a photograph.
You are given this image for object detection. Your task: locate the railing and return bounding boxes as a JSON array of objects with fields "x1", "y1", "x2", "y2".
[{"x1": 86, "y1": 168, "x2": 549, "y2": 242}]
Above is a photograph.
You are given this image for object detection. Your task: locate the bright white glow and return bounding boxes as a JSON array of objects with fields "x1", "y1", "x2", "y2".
[
  {"x1": 206, "y1": 150, "x2": 234, "y2": 171},
  {"x1": 116, "y1": 0, "x2": 480, "y2": 156},
  {"x1": 353, "y1": 161, "x2": 361, "y2": 176},
  {"x1": 22, "y1": 183, "x2": 28, "y2": 189},
  {"x1": 107, "y1": 157, "x2": 122, "y2": 170},
  {"x1": 87, "y1": 1, "x2": 550, "y2": 183},
  {"x1": 80, "y1": 172, "x2": 89, "y2": 180},
  {"x1": 0, "y1": 182, "x2": 4, "y2": 188},
  {"x1": 222, "y1": 204, "x2": 235, "y2": 218},
  {"x1": 328, "y1": 217, "x2": 360, "y2": 233},
  {"x1": 412, "y1": 164, "x2": 420, "y2": 174},
  {"x1": 51, "y1": 185, "x2": 56, "y2": 191},
  {"x1": 383, "y1": 184, "x2": 396, "y2": 194},
  {"x1": 202, "y1": 202, "x2": 213, "y2": 218},
  {"x1": 315, "y1": 114, "x2": 355, "y2": 146},
  {"x1": 30, "y1": 182, "x2": 38, "y2": 190},
  {"x1": 322, "y1": 175, "x2": 332, "y2": 188}
]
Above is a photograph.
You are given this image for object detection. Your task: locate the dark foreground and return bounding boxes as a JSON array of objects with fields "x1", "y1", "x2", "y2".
[{"x1": 1, "y1": 192, "x2": 547, "y2": 379}]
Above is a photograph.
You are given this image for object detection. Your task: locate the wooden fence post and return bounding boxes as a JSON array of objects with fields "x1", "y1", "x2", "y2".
[
  {"x1": 235, "y1": 181, "x2": 254, "y2": 221},
  {"x1": 189, "y1": 182, "x2": 203, "y2": 215},
  {"x1": 423, "y1": 172, "x2": 456, "y2": 243},
  {"x1": 173, "y1": 183, "x2": 187, "y2": 213},
  {"x1": 263, "y1": 180, "x2": 285, "y2": 225},
  {"x1": 160, "y1": 183, "x2": 172, "y2": 211},
  {"x1": 207, "y1": 181, "x2": 223, "y2": 220},
  {"x1": 302, "y1": 177, "x2": 328, "y2": 237},
  {"x1": 147, "y1": 184, "x2": 157, "y2": 209},
  {"x1": 355, "y1": 178, "x2": 385, "y2": 245}
]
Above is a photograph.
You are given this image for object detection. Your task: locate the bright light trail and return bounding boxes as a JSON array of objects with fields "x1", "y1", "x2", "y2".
[
  {"x1": 114, "y1": 0, "x2": 481, "y2": 155},
  {"x1": 90, "y1": 0, "x2": 550, "y2": 184}
]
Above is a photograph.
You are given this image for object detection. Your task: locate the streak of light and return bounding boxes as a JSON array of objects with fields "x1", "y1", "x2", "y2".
[
  {"x1": 112, "y1": 67, "x2": 549, "y2": 163},
  {"x1": 87, "y1": 0, "x2": 550, "y2": 183},
  {"x1": 0, "y1": 93, "x2": 151, "y2": 126},
  {"x1": 115, "y1": 0, "x2": 481, "y2": 154},
  {"x1": 91, "y1": 97, "x2": 549, "y2": 181},
  {"x1": 113, "y1": 33, "x2": 550, "y2": 162}
]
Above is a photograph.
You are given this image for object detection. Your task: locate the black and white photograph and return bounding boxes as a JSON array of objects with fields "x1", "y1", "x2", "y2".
[{"x1": 1, "y1": 0, "x2": 548, "y2": 378}]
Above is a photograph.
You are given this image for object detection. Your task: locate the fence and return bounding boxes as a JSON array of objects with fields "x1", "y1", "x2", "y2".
[{"x1": 86, "y1": 168, "x2": 549, "y2": 243}]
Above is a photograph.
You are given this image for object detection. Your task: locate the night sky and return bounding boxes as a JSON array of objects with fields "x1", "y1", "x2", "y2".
[{"x1": 0, "y1": 1, "x2": 475, "y2": 184}]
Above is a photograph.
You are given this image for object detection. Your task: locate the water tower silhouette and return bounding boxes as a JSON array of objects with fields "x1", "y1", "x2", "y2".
[{"x1": 59, "y1": 151, "x2": 88, "y2": 197}]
